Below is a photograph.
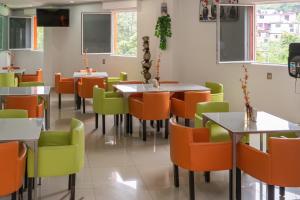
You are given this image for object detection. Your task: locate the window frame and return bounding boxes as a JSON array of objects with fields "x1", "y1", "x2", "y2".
[
  {"x1": 81, "y1": 12, "x2": 113, "y2": 55},
  {"x1": 111, "y1": 9, "x2": 138, "y2": 58},
  {"x1": 8, "y1": 16, "x2": 33, "y2": 51}
]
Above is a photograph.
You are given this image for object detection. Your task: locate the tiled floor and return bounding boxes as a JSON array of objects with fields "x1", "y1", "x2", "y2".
[{"x1": 1, "y1": 92, "x2": 300, "y2": 200}]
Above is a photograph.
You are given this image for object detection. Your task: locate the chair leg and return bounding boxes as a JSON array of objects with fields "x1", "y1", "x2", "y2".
[
  {"x1": 165, "y1": 119, "x2": 169, "y2": 139},
  {"x1": 11, "y1": 192, "x2": 16, "y2": 200},
  {"x1": 120, "y1": 114, "x2": 123, "y2": 123},
  {"x1": 173, "y1": 164, "x2": 179, "y2": 187},
  {"x1": 70, "y1": 174, "x2": 76, "y2": 200},
  {"x1": 28, "y1": 178, "x2": 33, "y2": 200},
  {"x1": 176, "y1": 116, "x2": 179, "y2": 122},
  {"x1": 58, "y1": 93, "x2": 61, "y2": 109},
  {"x1": 76, "y1": 95, "x2": 81, "y2": 110},
  {"x1": 102, "y1": 115, "x2": 106, "y2": 135},
  {"x1": 189, "y1": 171, "x2": 195, "y2": 200},
  {"x1": 204, "y1": 171, "x2": 210, "y2": 183},
  {"x1": 95, "y1": 113, "x2": 98, "y2": 129},
  {"x1": 150, "y1": 120, "x2": 154, "y2": 128},
  {"x1": 19, "y1": 187, "x2": 23, "y2": 200},
  {"x1": 82, "y1": 98, "x2": 86, "y2": 113},
  {"x1": 279, "y1": 187, "x2": 285, "y2": 197},
  {"x1": 160, "y1": 120, "x2": 163, "y2": 128},
  {"x1": 185, "y1": 119, "x2": 190, "y2": 127},
  {"x1": 68, "y1": 174, "x2": 72, "y2": 190},
  {"x1": 267, "y1": 185, "x2": 275, "y2": 200},
  {"x1": 116, "y1": 115, "x2": 119, "y2": 126},
  {"x1": 236, "y1": 168, "x2": 241, "y2": 200},
  {"x1": 126, "y1": 114, "x2": 130, "y2": 134},
  {"x1": 229, "y1": 170, "x2": 233, "y2": 200},
  {"x1": 143, "y1": 120, "x2": 147, "y2": 141},
  {"x1": 156, "y1": 120, "x2": 160, "y2": 132},
  {"x1": 129, "y1": 115, "x2": 133, "y2": 134}
]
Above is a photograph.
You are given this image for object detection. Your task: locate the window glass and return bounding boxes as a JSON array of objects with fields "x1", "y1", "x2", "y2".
[
  {"x1": 113, "y1": 11, "x2": 137, "y2": 57},
  {"x1": 9, "y1": 17, "x2": 32, "y2": 49},
  {"x1": 82, "y1": 13, "x2": 112, "y2": 54},
  {"x1": 256, "y1": 3, "x2": 300, "y2": 65}
]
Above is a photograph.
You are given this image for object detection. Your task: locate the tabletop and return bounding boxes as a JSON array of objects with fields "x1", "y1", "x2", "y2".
[
  {"x1": 73, "y1": 72, "x2": 108, "y2": 78},
  {"x1": 0, "y1": 69, "x2": 25, "y2": 74},
  {"x1": 114, "y1": 83, "x2": 210, "y2": 94},
  {"x1": 203, "y1": 112, "x2": 300, "y2": 134},
  {"x1": 0, "y1": 86, "x2": 51, "y2": 96},
  {"x1": 0, "y1": 118, "x2": 43, "y2": 141}
]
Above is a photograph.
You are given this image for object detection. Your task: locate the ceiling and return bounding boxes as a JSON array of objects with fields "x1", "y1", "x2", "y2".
[{"x1": 0, "y1": 0, "x2": 109, "y2": 9}]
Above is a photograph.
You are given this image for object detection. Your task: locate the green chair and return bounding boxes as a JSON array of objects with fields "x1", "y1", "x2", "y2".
[
  {"x1": 27, "y1": 118, "x2": 85, "y2": 200},
  {"x1": 93, "y1": 85, "x2": 128, "y2": 134},
  {"x1": 0, "y1": 73, "x2": 18, "y2": 87},
  {"x1": 107, "y1": 72, "x2": 128, "y2": 91},
  {"x1": 205, "y1": 82, "x2": 224, "y2": 102},
  {"x1": 19, "y1": 82, "x2": 44, "y2": 87},
  {"x1": 0, "y1": 109, "x2": 28, "y2": 118},
  {"x1": 195, "y1": 101, "x2": 249, "y2": 143}
]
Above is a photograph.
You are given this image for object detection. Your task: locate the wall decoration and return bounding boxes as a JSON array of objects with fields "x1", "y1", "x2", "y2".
[
  {"x1": 141, "y1": 36, "x2": 152, "y2": 83},
  {"x1": 199, "y1": 0, "x2": 238, "y2": 22}
]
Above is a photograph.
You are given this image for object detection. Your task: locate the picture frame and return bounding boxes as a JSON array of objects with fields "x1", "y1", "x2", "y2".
[{"x1": 199, "y1": 0, "x2": 238, "y2": 22}]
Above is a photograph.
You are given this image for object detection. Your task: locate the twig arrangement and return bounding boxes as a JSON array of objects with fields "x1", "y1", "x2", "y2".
[
  {"x1": 83, "y1": 49, "x2": 89, "y2": 68},
  {"x1": 240, "y1": 65, "x2": 253, "y2": 119}
]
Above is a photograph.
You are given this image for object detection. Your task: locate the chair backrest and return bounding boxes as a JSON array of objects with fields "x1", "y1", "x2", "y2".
[
  {"x1": 0, "y1": 142, "x2": 19, "y2": 196},
  {"x1": 5, "y1": 96, "x2": 39, "y2": 118},
  {"x1": 36, "y1": 68, "x2": 43, "y2": 82},
  {"x1": 196, "y1": 102, "x2": 229, "y2": 117},
  {"x1": 120, "y1": 72, "x2": 128, "y2": 81},
  {"x1": 70, "y1": 118, "x2": 85, "y2": 172},
  {"x1": 205, "y1": 82, "x2": 223, "y2": 94},
  {"x1": 19, "y1": 82, "x2": 44, "y2": 87},
  {"x1": 143, "y1": 92, "x2": 170, "y2": 120},
  {"x1": 55, "y1": 73, "x2": 62, "y2": 92},
  {"x1": 93, "y1": 86, "x2": 105, "y2": 112},
  {"x1": 269, "y1": 138, "x2": 300, "y2": 187},
  {"x1": 184, "y1": 91, "x2": 211, "y2": 118},
  {"x1": 0, "y1": 73, "x2": 16, "y2": 87},
  {"x1": 170, "y1": 118, "x2": 193, "y2": 169},
  {"x1": 0, "y1": 109, "x2": 28, "y2": 118},
  {"x1": 80, "y1": 77, "x2": 106, "y2": 98}
]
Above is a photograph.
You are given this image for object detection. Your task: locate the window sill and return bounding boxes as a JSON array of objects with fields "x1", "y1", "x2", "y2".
[
  {"x1": 110, "y1": 54, "x2": 137, "y2": 58},
  {"x1": 250, "y1": 62, "x2": 287, "y2": 68}
]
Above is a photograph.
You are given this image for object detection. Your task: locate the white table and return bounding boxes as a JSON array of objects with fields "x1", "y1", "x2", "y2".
[
  {"x1": 0, "y1": 86, "x2": 51, "y2": 129},
  {"x1": 115, "y1": 83, "x2": 210, "y2": 134},
  {"x1": 73, "y1": 72, "x2": 108, "y2": 109},
  {"x1": 0, "y1": 118, "x2": 44, "y2": 200},
  {"x1": 114, "y1": 83, "x2": 210, "y2": 96},
  {"x1": 202, "y1": 111, "x2": 300, "y2": 200},
  {"x1": 0, "y1": 69, "x2": 26, "y2": 74}
]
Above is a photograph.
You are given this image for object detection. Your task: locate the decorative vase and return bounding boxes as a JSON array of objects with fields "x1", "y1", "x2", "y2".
[{"x1": 245, "y1": 105, "x2": 252, "y2": 122}]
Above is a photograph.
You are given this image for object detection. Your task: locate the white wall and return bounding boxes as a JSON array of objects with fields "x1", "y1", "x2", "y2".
[
  {"x1": 173, "y1": 0, "x2": 300, "y2": 123},
  {"x1": 13, "y1": 1, "x2": 175, "y2": 85}
]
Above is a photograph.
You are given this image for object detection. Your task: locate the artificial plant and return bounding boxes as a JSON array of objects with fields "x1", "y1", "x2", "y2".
[{"x1": 155, "y1": 14, "x2": 172, "y2": 50}]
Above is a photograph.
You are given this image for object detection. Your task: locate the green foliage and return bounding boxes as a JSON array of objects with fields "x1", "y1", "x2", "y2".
[
  {"x1": 155, "y1": 15, "x2": 172, "y2": 50},
  {"x1": 115, "y1": 12, "x2": 137, "y2": 57},
  {"x1": 256, "y1": 32, "x2": 300, "y2": 65}
]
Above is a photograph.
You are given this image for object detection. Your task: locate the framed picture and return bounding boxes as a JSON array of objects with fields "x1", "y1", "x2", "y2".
[{"x1": 199, "y1": 0, "x2": 238, "y2": 22}]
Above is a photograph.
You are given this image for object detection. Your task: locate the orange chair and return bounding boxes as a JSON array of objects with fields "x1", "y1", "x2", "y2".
[
  {"x1": 4, "y1": 96, "x2": 44, "y2": 118},
  {"x1": 171, "y1": 91, "x2": 211, "y2": 126},
  {"x1": 238, "y1": 138, "x2": 300, "y2": 200},
  {"x1": 170, "y1": 119, "x2": 232, "y2": 200},
  {"x1": 78, "y1": 77, "x2": 106, "y2": 113},
  {"x1": 55, "y1": 73, "x2": 75, "y2": 109},
  {"x1": 0, "y1": 142, "x2": 27, "y2": 200},
  {"x1": 20, "y1": 68, "x2": 43, "y2": 82},
  {"x1": 130, "y1": 92, "x2": 170, "y2": 141}
]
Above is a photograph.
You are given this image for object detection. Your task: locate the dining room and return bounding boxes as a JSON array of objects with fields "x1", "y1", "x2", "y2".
[{"x1": 1, "y1": 0, "x2": 300, "y2": 200}]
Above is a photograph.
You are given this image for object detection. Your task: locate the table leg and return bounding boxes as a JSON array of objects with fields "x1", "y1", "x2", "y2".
[
  {"x1": 45, "y1": 94, "x2": 50, "y2": 130},
  {"x1": 34, "y1": 141, "x2": 38, "y2": 200},
  {"x1": 74, "y1": 78, "x2": 79, "y2": 110},
  {"x1": 231, "y1": 134, "x2": 242, "y2": 200}
]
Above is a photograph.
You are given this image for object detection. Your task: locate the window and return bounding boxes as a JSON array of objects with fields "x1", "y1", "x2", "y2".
[
  {"x1": 113, "y1": 11, "x2": 137, "y2": 57},
  {"x1": 256, "y1": 3, "x2": 300, "y2": 65},
  {"x1": 217, "y1": 3, "x2": 300, "y2": 65},
  {"x1": 82, "y1": 13, "x2": 112, "y2": 54},
  {"x1": 81, "y1": 11, "x2": 137, "y2": 56},
  {"x1": 9, "y1": 17, "x2": 32, "y2": 49}
]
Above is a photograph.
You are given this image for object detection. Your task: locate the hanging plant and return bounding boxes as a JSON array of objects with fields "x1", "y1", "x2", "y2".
[{"x1": 155, "y1": 14, "x2": 172, "y2": 50}]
